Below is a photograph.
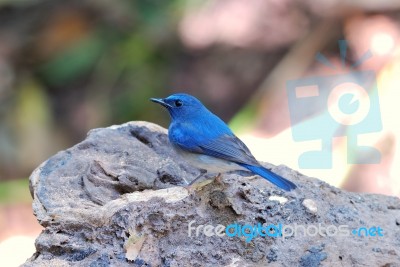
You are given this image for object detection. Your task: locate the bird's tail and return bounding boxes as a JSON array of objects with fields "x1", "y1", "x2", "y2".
[{"x1": 239, "y1": 163, "x2": 296, "y2": 191}]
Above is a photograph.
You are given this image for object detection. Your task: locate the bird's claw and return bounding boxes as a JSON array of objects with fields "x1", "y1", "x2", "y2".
[
  {"x1": 185, "y1": 173, "x2": 226, "y2": 193},
  {"x1": 185, "y1": 179, "x2": 214, "y2": 192}
]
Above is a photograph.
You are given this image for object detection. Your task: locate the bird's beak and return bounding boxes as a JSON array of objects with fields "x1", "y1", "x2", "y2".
[{"x1": 150, "y1": 98, "x2": 172, "y2": 108}]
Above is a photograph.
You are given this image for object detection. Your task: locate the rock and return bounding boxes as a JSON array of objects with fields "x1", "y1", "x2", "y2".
[
  {"x1": 24, "y1": 121, "x2": 400, "y2": 266},
  {"x1": 268, "y1": 196, "x2": 288, "y2": 205},
  {"x1": 302, "y1": 199, "x2": 318, "y2": 214}
]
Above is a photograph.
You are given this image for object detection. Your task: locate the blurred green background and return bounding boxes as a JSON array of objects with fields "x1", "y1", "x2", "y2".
[
  {"x1": 0, "y1": 0, "x2": 280, "y2": 183},
  {"x1": 1, "y1": 0, "x2": 400, "y2": 203},
  {"x1": 1, "y1": 1, "x2": 400, "y2": 265},
  {"x1": 0, "y1": 0, "x2": 184, "y2": 182}
]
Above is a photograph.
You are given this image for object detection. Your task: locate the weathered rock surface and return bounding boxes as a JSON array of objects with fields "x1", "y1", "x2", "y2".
[{"x1": 25, "y1": 121, "x2": 400, "y2": 266}]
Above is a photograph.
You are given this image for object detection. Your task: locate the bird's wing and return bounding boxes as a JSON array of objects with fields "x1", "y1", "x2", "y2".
[{"x1": 176, "y1": 133, "x2": 260, "y2": 166}]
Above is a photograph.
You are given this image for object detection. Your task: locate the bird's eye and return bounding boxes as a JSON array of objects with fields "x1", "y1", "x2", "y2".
[{"x1": 175, "y1": 100, "x2": 183, "y2": 107}]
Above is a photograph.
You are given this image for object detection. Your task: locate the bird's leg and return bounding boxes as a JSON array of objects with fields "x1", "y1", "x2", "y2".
[
  {"x1": 185, "y1": 169, "x2": 230, "y2": 192},
  {"x1": 187, "y1": 179, "x2": 214, "y2": 192},
  {"x1": 188, "y1": 169, "x2": 207, "y2": 186},
  {"x1": 187, "y1": 172, "x2": 227, "y2": 193},
  {"x1": 214, "y1": 173, "x2": 223, "y2": 184},
  {"x1": 248, "y1": 175, "x2": 258, "y2": 181},
  {"x1": 185, "y1": 169, "x2": 213, "y2": 192}
]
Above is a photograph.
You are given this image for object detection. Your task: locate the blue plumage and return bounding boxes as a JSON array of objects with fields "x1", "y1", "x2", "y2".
[
  {"x1": 151, "y1": 93, "x2": 296, "y2": 191},
  {"x1": 238, "y1": 164, "x2": 296, "y2": 191}
]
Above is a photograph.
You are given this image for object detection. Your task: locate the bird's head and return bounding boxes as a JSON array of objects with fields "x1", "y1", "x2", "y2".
[{"x1": 150, "y1": 93, "x2": 206, "y2": 120}]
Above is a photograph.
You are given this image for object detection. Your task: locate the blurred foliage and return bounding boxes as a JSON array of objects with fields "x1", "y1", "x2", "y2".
[
  {"x1": 229, "y1": 98, "x2": 258, "y2": 133},
  {"x1": 0, "y1": 0, "x2": 186, "y2": 180},
  {"x1": 1, "y1": 0, "x2": 399, "y2": 201},
  {"x1": 38, "y1": 33, "x2": 107, "y2": 86},
  {"x1": 0, "y1": 179, "x2": 30, "y2": 204},
  {"x1": 1, "y1": 0, "x2": 293, "y2": 182}
]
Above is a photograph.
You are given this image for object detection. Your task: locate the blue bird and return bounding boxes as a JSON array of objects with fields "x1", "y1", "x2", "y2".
[{"x1": 150, "y1": 93, "x2": 296, "y2": 191}]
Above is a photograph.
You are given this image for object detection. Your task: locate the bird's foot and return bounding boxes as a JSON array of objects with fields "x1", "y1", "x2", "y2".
[
  {"x1": 214, "y1": 173, "x2": 230, "y2": 191},
  {"x1": 187, "y1": 169, "x2": 207, "y2": 186},
  {"x1": 185, "y1": 173, "x2": 225, "y2": 192},
  {"x1": 184, "y1": 170, "x2": 212, "y2": 192},
  {"x1": 248, "y1": 175, "x2": 258, "y2": 181},
  {"x1": 214, "y1": 173, "x2": 223, "y2": 184},
  {"x1": 185, "y1": 179, "x2": 214, "y2": 192}
]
